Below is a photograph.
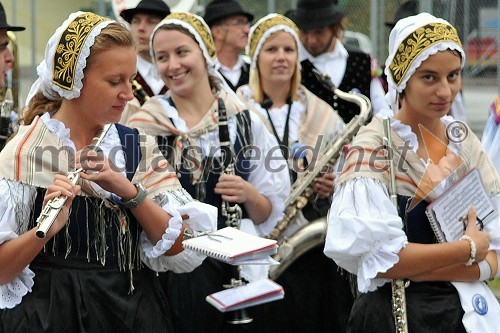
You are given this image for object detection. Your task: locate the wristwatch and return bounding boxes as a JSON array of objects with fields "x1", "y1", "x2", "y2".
[{"x1": 120, "y1": 182, "x2": 148, "y2": 209}]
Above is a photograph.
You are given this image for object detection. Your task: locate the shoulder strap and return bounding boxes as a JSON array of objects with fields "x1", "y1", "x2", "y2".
[{"x1": 115, "y1": 124, "x2": 142, "y2": 181}]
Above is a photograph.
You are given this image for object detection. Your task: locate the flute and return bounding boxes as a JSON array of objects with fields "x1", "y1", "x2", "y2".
[
  {"x1": 36, "y1": 124, "x2": 112, "y2": 239},
  {"x1": 383, "y1": 117, "x2": 409, "y2": 333}
]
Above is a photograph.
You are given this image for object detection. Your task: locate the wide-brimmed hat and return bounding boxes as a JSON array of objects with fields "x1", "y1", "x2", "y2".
[
  {"x1": 288, "y1": 0, "x2": 344, "y2": 31},
  {"x1": 120, "y1": 0, "x2": 170, "y2": 24},
  {"x1": 0, "y1": 2, "x2": 25, "y2": 31},
  {"x1": 203, "y1": 0, "x2": 254, "y2": 27},
  {"x1": 385, "y1": 1, "x2": 419, "y2": 28}
]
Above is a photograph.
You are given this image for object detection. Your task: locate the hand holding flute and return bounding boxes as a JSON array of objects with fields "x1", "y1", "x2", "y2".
[{"x1": 36, "y1": 174, "x2": 81, "y2": 238}]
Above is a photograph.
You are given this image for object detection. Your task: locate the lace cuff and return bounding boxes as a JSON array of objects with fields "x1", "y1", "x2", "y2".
[
  {"x1": 0, "y1": 266, "x2": 35, "y2": 309},
  {"x1": 140, "y1": 206, "x2": 183, "y2": 259},
  {"x1": 141, "y1": 248, "x2": 206, "y2": 273},
  {"x1": 357, "y1": 235, "x2": 407, "y2": 293}
]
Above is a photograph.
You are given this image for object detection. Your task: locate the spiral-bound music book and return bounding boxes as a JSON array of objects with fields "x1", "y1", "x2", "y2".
[
  {"x1": 206, "y1": 278, "x2": 284, "y2": 312},
  {"x1": 182, "y1": 227, "x2": 278, "y2": 265},
  {"x1": 425, "y1": 168, "x2": 497, "y2": 243}
]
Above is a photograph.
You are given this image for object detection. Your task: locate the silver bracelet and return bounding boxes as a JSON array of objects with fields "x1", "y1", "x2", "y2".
[
  {"x1": 459, "y1": 235, "x2": 476, "y2": 266},
  {"x1": 478, "y1": 260, "x2": 492, "y2": 281}
]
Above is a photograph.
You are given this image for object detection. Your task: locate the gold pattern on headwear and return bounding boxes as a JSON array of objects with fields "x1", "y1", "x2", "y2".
[
  {"x1": 248, "y1": 15, "x2": 298, "y2": 61},
  {"x1": 389, "y1": 22, "x2": 462, "y2": 86},
  {"x1": 165, "y1": 12, "x2": 216, "y2": 60},
  {"x1": 52, "y1": 12, "x2": 110, "y2": 91}
]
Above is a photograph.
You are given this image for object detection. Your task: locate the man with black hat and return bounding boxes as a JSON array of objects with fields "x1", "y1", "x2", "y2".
[
  {"x1": 0, "y1": 1, "x2": 24, "y2": 88},
  {"x1": 120, "y1": 0, "x2": 170, "y2": 104},
  {"x1": 290, "y1": 0, "x2": 388, "y2": 123},
  {"x1": 204, "y1": 0, "x2": 253, "y2": 91},
  {"x1": 385, "y1": 0, "x2": 419, "y2": 29}
]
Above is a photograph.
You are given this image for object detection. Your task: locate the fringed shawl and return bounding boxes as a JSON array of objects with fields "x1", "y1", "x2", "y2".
[
  {"x1": 0, "y1": 118, "x2": 182, "y2": 291},
  {"x1": 338, "y1": 116, "x2": 500, "y2": 202},
  {"x1": 127, "y1": 90, "x2": 248, "y2": 184}
]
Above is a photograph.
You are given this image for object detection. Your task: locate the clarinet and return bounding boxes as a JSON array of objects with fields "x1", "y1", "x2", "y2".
[
  {"x1": 36, "y1": 124, "x2": 112, "y2": 239},
  {"x1": 218, "y1": 97, "x2": 242, "y2": 228},
  {"x1": 383, "y1": 117, "x2": 409, "y2": 333},
  {"x1": 217, "y1": 97, "x2": 252, "y2": 324},
  {"x1": 132, "y1": 80, "x2": 150, "y2": 104}
]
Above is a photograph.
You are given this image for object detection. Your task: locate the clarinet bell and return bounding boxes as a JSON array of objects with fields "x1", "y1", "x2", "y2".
[{"x1": 225, "y1": 308, "x2": 253, "y2": 325}]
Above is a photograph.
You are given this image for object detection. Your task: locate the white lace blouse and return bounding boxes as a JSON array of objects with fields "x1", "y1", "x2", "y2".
[
  {"x1": 324, "y1": 115, "x2": 500, "y2": 293},
  {"x1": 0, "y1": 113, "x2": 218, "y2": 309}
]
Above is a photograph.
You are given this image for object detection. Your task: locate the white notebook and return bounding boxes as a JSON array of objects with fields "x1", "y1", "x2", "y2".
[
  {"x1": 425, "y1": 168, "x2": 497, "y2": 243},
  {"x1": 182, "y1": 227, "x2": 278, "y2": 265},
  {"x1": 206, "y1": 278, "x2": 284, "y2": 312}
]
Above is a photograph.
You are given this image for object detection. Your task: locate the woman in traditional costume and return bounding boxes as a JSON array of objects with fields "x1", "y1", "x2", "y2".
[
  {"x1": 325, "y1": 13, "x2": 500, "y2": 332},
  {"x1": 0, "y1": 12, "x2": 217, "y2": 332},
  {"x1": 236, "y1": 14, "x2": 352, "y2": 332},
  {"x1": 126, "y1": 12, "x2": 290, "y2": 333}
]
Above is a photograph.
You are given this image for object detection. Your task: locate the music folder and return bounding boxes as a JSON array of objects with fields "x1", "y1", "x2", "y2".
[
  {"x1": 182, "y1": 227, "x2": 278, "y2": 265},
  {"x1": 206, "y1": 278, "x2": 285, "y2": 312}
]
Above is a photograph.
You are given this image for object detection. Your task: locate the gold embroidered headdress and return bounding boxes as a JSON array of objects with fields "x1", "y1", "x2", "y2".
[
  {"x1": 247, "y1": 13, "x2": 300, "y2": 69},
  {"x1": 384, "y1": 13, "x2": 465, "y2": 112},
  {"x1": 26, "y1": 12, "x2": 113, "y2": 102},
  {"x1": 151, "y1": 12, "x2": 216, "y2": 66},
  {"x1": 150, "y1": 11, "x2": 246, "y2": 108}
]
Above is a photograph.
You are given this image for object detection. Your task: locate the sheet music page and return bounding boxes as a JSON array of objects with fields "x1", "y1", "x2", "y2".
[{"x1": 431, "y1": 168, "x2": 497, "y2": 242}]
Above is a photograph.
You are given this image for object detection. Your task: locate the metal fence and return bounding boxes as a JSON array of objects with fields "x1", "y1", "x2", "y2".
[{"x1": 9, "y1": 0, "x2": 500, "y2": 119}]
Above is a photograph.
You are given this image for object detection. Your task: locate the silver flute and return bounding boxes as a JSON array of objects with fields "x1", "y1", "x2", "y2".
[
  {"x1": 383, "y1": 117, "x2": 409, "y2": 333},
  {"x1": 36, "y1": 124, "x2": 112, "y2": 239}
]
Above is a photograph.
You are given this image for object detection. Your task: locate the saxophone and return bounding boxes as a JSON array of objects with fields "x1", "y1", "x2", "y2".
[
  {"x1": 36, "y1": 124, "x2": 112, "y2": 238},
  {"x1": 268, "y1": 69, "x2": 371, "y2": 280},
  {"x1": 383, "y1": 118, "x2": 409, "y2": 333}
]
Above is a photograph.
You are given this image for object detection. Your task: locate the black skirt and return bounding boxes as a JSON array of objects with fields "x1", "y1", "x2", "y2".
[
  {"x1": 0, "y1": 255, "x2": 173, "y2": 333},
  {"x1": 347, "y1": 281, "x2": 466, "y2": 333}
]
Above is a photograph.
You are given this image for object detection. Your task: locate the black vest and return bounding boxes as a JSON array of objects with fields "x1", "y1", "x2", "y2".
[
  {"x1": 30, "y1": 125, "x2": 143, "y2": 268},
  {"x1": 300, "y1": 47, "x2": 372, "y2": 123},
  {"x1": 218, "y1": 60, "x2": 250, "y2": 92},
  {"x1": 157, "y1": 111, "x2": 253, "y2": 229}
]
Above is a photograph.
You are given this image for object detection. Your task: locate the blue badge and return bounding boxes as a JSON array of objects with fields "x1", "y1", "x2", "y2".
[{"x1": 472, "y1": 294, "x2": 488, "y2": 315}]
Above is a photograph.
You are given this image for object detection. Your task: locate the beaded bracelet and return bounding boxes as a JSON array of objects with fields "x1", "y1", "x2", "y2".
[{"x1": 459, "y1": 235, "x2": 476, "y2": 266}]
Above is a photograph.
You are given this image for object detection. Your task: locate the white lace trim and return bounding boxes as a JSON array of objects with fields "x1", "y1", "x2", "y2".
[
  {"x1": 140, "y1": 206, "x2": 183, "y2": 259},
  {"x1": 357, "y1": 235, "x2": 408, "y2": 292},
  {"x1": 0, "y1": 267, "x2": 35, "y2": 309}
]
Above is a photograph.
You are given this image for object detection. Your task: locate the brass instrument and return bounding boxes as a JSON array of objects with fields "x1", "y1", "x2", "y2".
[
  {"x1": 36, "y1": 124, "x2": 112, "y2": 239},
  {"x1": 268, "y1": 68, "x2": 372, "y2": 280},
  {"x1": 383, "y1": 117, "x2": 409, "y2": 333}
]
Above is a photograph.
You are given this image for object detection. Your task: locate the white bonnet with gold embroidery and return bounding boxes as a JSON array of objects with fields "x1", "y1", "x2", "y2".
[
  {"x1": 246, "y1": 13, "x2": 300, "y2": 69},
  {"x1": 384, "y1": 13, "x2": 465, "y2": 111},
  {"x1": 150, "y1": 11, "x2": 245, "y2": 108},
  {"x1": 26, "y1": 11, "x2": 113, "y2": 102}
]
